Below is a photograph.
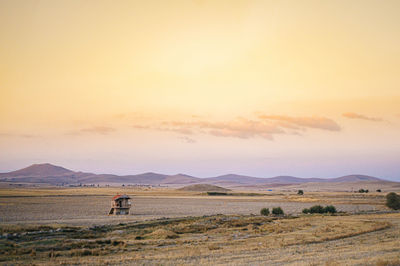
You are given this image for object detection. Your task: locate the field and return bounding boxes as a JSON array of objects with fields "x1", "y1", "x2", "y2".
[{"x1": 0, "y1": 187, "x2": 399, "y2": 265}]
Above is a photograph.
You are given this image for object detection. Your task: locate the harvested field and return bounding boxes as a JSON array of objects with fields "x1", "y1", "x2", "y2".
[
  {"x1": 0, "y1": 193, "x2": 381, "y2": 226},
  {"x1": 0, "y1": 213, "x2": 399, "y2": 265},
  {"x1": 0, "y1": 187, "x2": 398, "y2": 265}
]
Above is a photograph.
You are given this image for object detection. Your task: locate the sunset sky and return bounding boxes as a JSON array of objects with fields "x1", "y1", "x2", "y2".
[{"x1": 1, "y1": 0, "x2": 400, "y2": 180}]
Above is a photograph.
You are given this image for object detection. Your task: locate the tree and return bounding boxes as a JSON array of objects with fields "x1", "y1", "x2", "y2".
[
  {"x1": 323, "y1": 205, "x2": 337, "y2": 214},
  {"x1": 386, "y1": 192, "x2": 400, "y2": 210},
  {"x1": 260, "y1": 208, "x2": 270, "y2": 216},
  {"x1": 297, "y1": 190, "x2": 304, "y2": 195},
  {"x1": 272, "y1": 207, "x2": 284, "y2": 216},
  {"x1": 309, "y1": 205, "x2": 325, "y2": 214},
  {"x1": 302, "y1": 208, "x2": 310, "y2": 214}
]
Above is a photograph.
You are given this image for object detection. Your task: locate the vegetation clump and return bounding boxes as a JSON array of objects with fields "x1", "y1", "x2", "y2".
[
  {"x1": 207, "y1": 192, "x2": 228, "y2": 196},
  {"x1": 358, "y1": 189, "x2": 369, "y2": 193},
  {"x1": 297, "y1": 190, "x2": 304, "y2": 195},
  {"x1": 309, "y1": 205, "x2": 325, "y2": 214},
  {"x1": 302, "y1": 205, "x2": 337, "y2": 214},
  {"x1": 386, "y1": 192, "x2": 400, "y2": 210},
  {"x1": 323, "y1": 205, "x2": 337, "y2": 214},
  {"x1": 260, "y1": 208, "x2": 270, "y2": 216},
  {"x1": 272, "y1": 207, "x2": 284, "y2": 216}
]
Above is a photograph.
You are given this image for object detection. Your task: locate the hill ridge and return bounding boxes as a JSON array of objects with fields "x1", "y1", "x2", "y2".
[{"x1": 0, "y1": 163, "x2": 391, "y2": 186}]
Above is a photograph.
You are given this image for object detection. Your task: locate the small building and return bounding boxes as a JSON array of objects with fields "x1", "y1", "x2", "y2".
[{"x1": 109, "y1": 194, "x2": 131, "y2": 215}]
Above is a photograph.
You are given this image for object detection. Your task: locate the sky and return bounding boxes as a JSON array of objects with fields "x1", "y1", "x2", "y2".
[{"x1": 1, "y1": 0, "x2": 400, "y2": 181}]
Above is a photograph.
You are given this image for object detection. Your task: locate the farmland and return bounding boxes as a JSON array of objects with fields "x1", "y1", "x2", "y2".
[
  {"x1": 0, "y1": 187, "x2": 399, "y2": 265},
  {"x1": 0, "y1": 187, "x2": 385, "y2": 226}
]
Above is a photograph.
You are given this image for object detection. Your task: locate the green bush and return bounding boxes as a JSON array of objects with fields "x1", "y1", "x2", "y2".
[
  {"x1": 260, "y1": 208, "x2": 270, "y2": 216},
  {"x1": 272, "y1": 207, "x2": 284, "y2": 215},
  {"x1": 297, "y1": 190, "x2": 304, "y2": 195},
  {"x1": 323, "y1": 205, "x2": 337, "y2": 214},
  {"x1": 206, "y1": 192, "x2": 228, "y2": 196},
  {"x1": 306, "y1": 205, "x2": 337, "y2": 214},
  {"x1": 386, "y1": 192, "x2": 400, "y2": 210},
  {"x1": 309, "y1": 205, "x2": 325, "y2": 214},
  {"x1": 376, "y1": 189, "x2": 381, "y2": 192}
]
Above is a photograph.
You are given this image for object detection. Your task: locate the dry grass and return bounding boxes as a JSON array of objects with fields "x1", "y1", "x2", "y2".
[
  {"x1": 0, "y1": 187, "x2": 399, "y2": 265},
  {"x1": 0, "y1": 187, "x2": 385, "y2": 226},
  {"x1": 0, "y1": 213, "x2": 399, "y2": 265}
]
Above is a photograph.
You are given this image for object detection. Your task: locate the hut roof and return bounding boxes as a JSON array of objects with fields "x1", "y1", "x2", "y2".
[{"x1": 112, "y1": 194, "x2": 131, "y2": 201}]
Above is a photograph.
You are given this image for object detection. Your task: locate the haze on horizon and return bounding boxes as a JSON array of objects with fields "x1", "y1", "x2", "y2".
[{"x1": 1, "y1": 0, "x2": 400, "y2": 181}]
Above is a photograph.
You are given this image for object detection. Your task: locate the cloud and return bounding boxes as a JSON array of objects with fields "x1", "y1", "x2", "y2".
[
  {"x1": 0, "y1": 133, "x2": 37, "y2": 138},
  {"x1": 178, "y1": 136, "x2": 196, "y2": 144},
  {"x1": 67, "y1": 126, "x2": 116, "y2": 136},
  {"x1": 258, "y1": 115, "x2": 341, "y2": 131},
  {"x1": 342, "y1": 112, "x2": 383, "y2": 122},
  {"x1": 165, "y1": 118, "x2": 286, "y2": 140},
  {"x1": 132, "y1": 114, "x2": 341, "y2": 140}
]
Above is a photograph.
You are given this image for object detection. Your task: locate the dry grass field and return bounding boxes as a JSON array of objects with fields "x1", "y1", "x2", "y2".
[
  {"x1": 0, "y1": 187, "x2": 386, "y2": 226},
  {"x1": 0, "y1": 187, "x2": 399, "y2": 265}
]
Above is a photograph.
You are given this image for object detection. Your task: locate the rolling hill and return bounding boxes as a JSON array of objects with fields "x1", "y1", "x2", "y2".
[
  {"x1": 0, "y1": 163, "x2": 394, "y2": 189},
  {"x1": 178, "y1": 184, "x2": 230, "y2": 192}
]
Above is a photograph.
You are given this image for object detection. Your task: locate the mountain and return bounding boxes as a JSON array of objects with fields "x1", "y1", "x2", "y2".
[
  {"x1": 160, "y1": 174, "x2": 200, "y2": 184},
  {"x1": 0, "y1": 163, "x2": 73, "y2": 177},
  {"x1": 329, "y1": 175, "x2": 383, "y2": 182},
  {"x1": 0, "y1": 163, "x2": 393, "y2": 187},
  {"x1": 178, "y1": 184, "x2": 230, "y2": 192},
  {"x1": 261, "y1": 176, "x2": 325, "y2": 184},
  {"x1": 201, "y1": 174, "x2": 267, "y2": 184}
]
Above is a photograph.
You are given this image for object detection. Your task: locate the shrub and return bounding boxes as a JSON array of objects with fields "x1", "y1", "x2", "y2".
[
  {"x1": 206, "y1": 192, "x2": 228, "y2": 196},
  {"x1": 376, "y1": 189, "x2": 381, "y2": 192},
  {"x1": 260, "y1": 208, "x2": 270, "y2": 216},
  {"x1": 386, "y1": 192, "x2": 400, "y2": 210},
  {"x1": 358, "y1": 189, "x2": 369, "y2": 193},
  {"x1": 323, "y1": 205, "x2": 337, "y2": 214},
  {"x1": 306, "y1": 205, "x2": 337, "y2": 214},
  {"x1": 309, "y1": 205, "x2": 325, "y2": 214},
  {"x1": 272, "y1": 207, "x2": 284, "y2": 216},
  {"x1": 297, "y1": 190, "x2": 304, "y2": 195}
]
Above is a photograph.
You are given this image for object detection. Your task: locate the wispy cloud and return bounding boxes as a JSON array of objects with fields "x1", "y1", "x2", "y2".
[
  {"x1": 178, "y1": 136, "x2": 196, "y2": 144},
  {"x1": 258, "y1": 115, "x2": 341, "y2": 131},
  {"x1": 0, "y1": 132, "x2": 37, "y2": 138},
  {"x1": 80, "y1": 126, "x2": 116, "y2": 134},
  {"x1": 342, "y1": 112, "x2": 383, "y2": 122},
  {"x1": 133, "y1": 114, "x2": 341, "y2": 140},
  {"x1": 67, "y1": 126, "x2": 116, "y2": 136}
]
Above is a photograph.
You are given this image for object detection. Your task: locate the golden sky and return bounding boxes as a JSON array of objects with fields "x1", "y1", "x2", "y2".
[{"x1": 1, "y1": 0, "x2": 400, "y2": 180}]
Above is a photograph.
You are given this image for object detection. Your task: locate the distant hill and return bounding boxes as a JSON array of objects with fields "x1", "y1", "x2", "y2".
[
  {"x1": 329, "y1": 175, "x2": 382, "y2": 182},
  {"x1": 201, "y1": 174, "x2": 267, "y2": 184},
  {"x1": 160, "y1": 174, "x2": 200, "y2": 184},
  {"x1": 0, "y1": 163, "x2": 393, "y2": 188},
  {"x1": 178, "y1": 184, "x2": 230, "y2": 192},
  {"x1": 0, "y1": 163, "x2": 73, "y2": 177},
  {"x1": 261, "y1": 176, "x2": 325, "y2": 184}
]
